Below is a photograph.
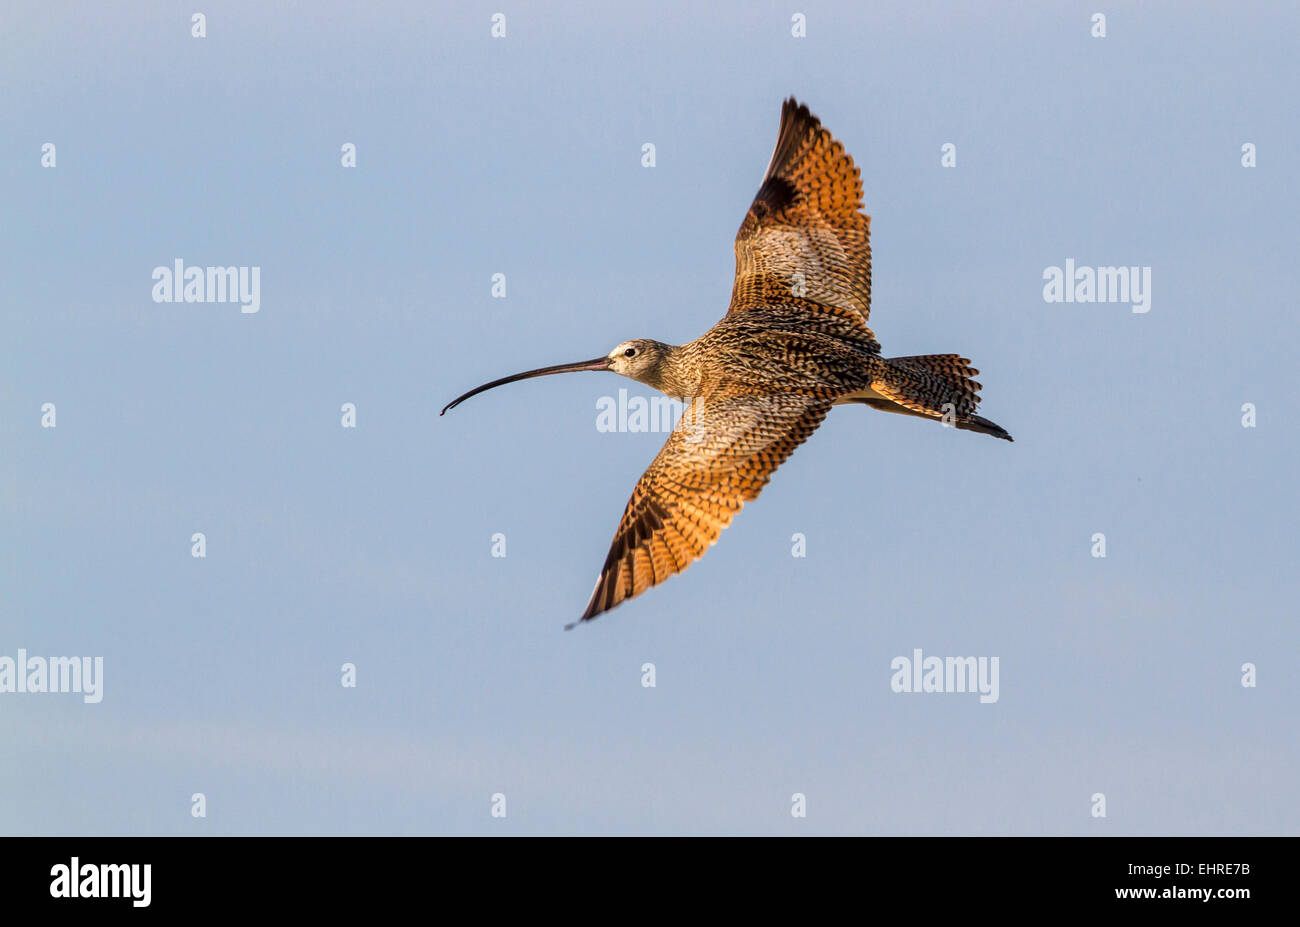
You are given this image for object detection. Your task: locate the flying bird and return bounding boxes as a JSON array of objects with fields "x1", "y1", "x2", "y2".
[{"x1": 443, "y1": 98, "x2": 1012, "y2": 627}]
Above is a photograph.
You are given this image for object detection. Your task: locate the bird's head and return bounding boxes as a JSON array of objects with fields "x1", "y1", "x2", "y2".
[
  {"x1": 440, "y1": 338, "x2": 676, "y2": 415},
  {"x1": 605, "y1": 339, "x2": 671, "y2": 382}
]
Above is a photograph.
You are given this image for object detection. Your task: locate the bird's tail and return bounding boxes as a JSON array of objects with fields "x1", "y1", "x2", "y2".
[{"x1": 855, "y1": 354, "x2": 1013, "y2": 441}]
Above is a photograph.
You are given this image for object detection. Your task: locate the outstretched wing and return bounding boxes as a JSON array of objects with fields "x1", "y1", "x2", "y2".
[
  {"x1": 574, "y1": 390, "x2": 832, "y2": 625},
  {"x1": 729, "y1": 98, "x2": 875, "y2": 343}
]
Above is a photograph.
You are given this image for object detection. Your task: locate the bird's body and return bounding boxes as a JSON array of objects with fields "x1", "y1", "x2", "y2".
[{"x1": 443, "y1": 98, "x2": 1013, "y2": 625}]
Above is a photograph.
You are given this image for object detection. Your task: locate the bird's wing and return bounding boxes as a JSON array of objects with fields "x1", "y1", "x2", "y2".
[
  {"x1": 575, "y1": 389, "x2": 832, "y2": 624},
  {"x1": 728, "y1": 98, "x2": 876, "y2": 341}
]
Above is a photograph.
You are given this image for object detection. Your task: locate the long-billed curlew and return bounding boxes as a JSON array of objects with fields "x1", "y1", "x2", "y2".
[{"x1": 443, "y1": 98, "x2": 1013, "y2": 627}]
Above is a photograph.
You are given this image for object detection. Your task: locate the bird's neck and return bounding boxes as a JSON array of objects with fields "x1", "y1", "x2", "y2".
[{"x1": 639, "y1": 344, "x2": 697, "y2": 401}]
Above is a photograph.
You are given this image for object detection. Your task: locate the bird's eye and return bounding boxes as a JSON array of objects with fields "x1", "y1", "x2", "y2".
[{"x1": 623, "y1": 348, "x2": 637, "y2": 358}]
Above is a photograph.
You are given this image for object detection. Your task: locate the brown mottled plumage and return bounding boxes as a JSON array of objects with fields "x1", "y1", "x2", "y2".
[{"x1": 441, "y1": 98, "x2": 1013, "y2": 626}]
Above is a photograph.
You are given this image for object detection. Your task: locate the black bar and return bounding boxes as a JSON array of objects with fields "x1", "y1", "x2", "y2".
[{"x1": 0, "y1": 836, "x2": 1284, "y2": 914}]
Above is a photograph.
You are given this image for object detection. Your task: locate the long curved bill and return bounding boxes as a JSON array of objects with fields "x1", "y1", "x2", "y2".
[{"x1": 441, "y1": 356, "x2": 611, "y2": 415}]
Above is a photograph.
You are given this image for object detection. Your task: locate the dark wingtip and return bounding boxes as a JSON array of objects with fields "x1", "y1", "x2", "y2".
[
  {"x1": 961, "y1": 414, "x2": 1013, "y2": 442},
  {"x1": 765, "y1": 97, "x2": 822, "y2": 183}
]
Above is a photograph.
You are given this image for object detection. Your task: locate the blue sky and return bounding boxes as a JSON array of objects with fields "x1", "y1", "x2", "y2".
[{"x1": 2, "y1": 0, "x2": 1297, "y2": 835}]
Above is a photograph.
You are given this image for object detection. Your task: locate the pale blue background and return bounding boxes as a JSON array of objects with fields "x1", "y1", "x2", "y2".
[{"x1": 2, "y1": 0, "x2": 1296, "y2": 835}]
